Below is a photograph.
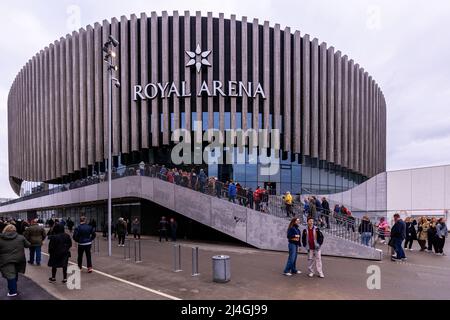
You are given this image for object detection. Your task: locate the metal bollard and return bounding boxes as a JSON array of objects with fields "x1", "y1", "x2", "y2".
[
  {"x1": 173, "y1": 244, "x2": 182, "y2": 272},
  {"x1": 134, "y1": 240, "x2": 142, "y2": 263},
  {"x1": 124, "y1": 239, "x2": 131, "y2": 261},
  {"x1": 92, "y1": 237, "x2": 100, "y2": 254},
  {"x1": 192, "y1": 247, "x2": 200, "y2": 277}
]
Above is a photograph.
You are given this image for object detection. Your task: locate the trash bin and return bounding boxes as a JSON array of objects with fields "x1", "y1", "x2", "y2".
[{"x1": 212, "y1": 255, "x2": 231, "y2": 283}]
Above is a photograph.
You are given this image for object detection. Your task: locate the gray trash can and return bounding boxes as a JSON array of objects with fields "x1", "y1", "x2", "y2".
[{"x1": 212, "y1": 255, "x2": 231, "y2": 283}]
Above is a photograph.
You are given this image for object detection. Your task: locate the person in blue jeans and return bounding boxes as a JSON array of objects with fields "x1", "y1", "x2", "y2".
[
  {"x1": 390, "y1": 213, "x2": 407, "y2": 261},
  {"x1": 23, "y1": 219, "x2": 47, "y2": 266},
  {"x1": 358, "y1": 216, "x2": 374, "y2": 247},
  {"x1": 283, "y1": 218, "x2": 302, "y2": 276}
]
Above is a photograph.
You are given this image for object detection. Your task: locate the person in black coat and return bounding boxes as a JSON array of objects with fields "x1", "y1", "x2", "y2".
[
  {"x1": 48, "y1": 224, "x2": 72, "y2": 283},
  {"x1": 404, "y1": 217, "x2": 417, "y2": 251}
]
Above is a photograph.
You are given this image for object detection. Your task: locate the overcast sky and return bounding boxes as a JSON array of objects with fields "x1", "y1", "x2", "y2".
[{"x1": 0, "y1": 0, "x2": 449, "y2": 198}]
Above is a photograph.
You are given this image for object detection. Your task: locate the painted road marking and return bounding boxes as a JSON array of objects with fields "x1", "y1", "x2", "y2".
[{"x1": 42, "y1": 252, "x2": 181, "y2": 300}]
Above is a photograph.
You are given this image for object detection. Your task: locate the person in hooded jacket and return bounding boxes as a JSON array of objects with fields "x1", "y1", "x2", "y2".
[
  {"x1": 48, "y1": 224, "x2": 72, "y2": 284},
  {"x1": 0, "y1": 224, "x2": 31, "y2": 297},
  {"x1": 404, "y1": 217, "x2": 417, "y2": 251}
]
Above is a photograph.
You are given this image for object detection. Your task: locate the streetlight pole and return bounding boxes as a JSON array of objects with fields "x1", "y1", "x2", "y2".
[{"x1": 103, "y1": 35, "x2": 119, "y2": 257}]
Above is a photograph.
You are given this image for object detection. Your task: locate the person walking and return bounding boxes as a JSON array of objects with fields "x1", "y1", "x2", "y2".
[
  {"x1": 284, "y1": 192, "x2": 294, "y2": 218},
  {"x1": 435, "y1": 218, "x2": 448, "y2": 256},
  {"x1": 198, "y1": 169, "x2": 207, "y2": 193},
  {"x1": 23, "y1": 219, "x2": 47, "y2": 266},
  {"x1": 390, "y1": 213, "x2": 407, "y2": 262},
  {"x1": 247, "y1": 188, "x2": 254, "y2": 210},
  {"x1": 404, "y1": 217, "x2": 417, "y2": 251},
  {"x1": 116, "y1": 218, "x2": 127, "y2": 247},
  {"x1": 170, "y1": 218, "x2": 178, "y2": 242},
  {"x1": 427, "y1": 217, "x2": 438, "y2": 253},
  {"x1": 215, "y1": 178, "x2": 222, "y2": 198},
  {"x1": 283, "y1": 218, "x2": 302, "y2": 276},
  {"x1": 228, "y1": 181, "x2": 237, "y2": 204},
  {"x1": 67, "y1": 218, "x2": 75, "y2": 233},
  {"x1": 417, "y1": 216, "x2": 430, "y2": 251},
  {"x1": 302, "y1": 217, "x2": 325, "y2": 278},
  {"x1": 131, "y1": 218, "x2": 141, "y2": 240},
  {"x1": 377, "y1": 217, "x2": 390, "y2": 244},
  {"x1": 358, "y1": 216, "x2": 374, "y2": 247},
  {"x1": 73, "y1": 216, "x2": 96, "y2": 273},
  {"x1": 321, "y1": 197, "x2": 330, "y2": 229},
  {"x1": 159, "y1": 217, "x2": 169, "y2": 242},
  {"x1": 0, "y1": 225, "x2": 31, "y2": 297},
  {"x1": 47, "y1": 224, "x2": 72, "y2": 284},
  {"x1": 309, "y1": 198, "x2": 317, "y2": 223}
]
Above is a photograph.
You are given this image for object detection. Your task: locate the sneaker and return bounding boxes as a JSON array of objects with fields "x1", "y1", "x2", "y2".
[
  {"x1": 319, "y1": 273, "x2": 325, "y2": 278},
  {"x1": 283, "y1": 272, "x2": 292, "y2": 277},
  {"x1": 391, "y1": 257, "x2": 401, "y2": 262},
  {"x1": 48, "y1": 278, "x2": 56, "y2": 283},
  {"x1": 308, "y1": 273, "x2": 314, "y2": 278},
  {"x1": 295, "y1": 271, "x2": 302, "y2": 275},
  {"x1": 78, "y1": 266, "x2": 83, "y2": 271},
  {"x1": 7, "y1": 293, "x2": 18, "y2": 297},
  {"x1": 88, "y1": 268, "x2": 93, "y2": 273},
  {"x1": 402, "y1": 258, "x2": 408, "y2": 261},
  {"x1": 62, "y1": 279, "x2": 67, "y2": 284}
]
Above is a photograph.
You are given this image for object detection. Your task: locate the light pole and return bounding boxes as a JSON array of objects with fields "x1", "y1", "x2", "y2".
[{"x1": 103, "y1": 35, "x2": 119, "y2": 257}]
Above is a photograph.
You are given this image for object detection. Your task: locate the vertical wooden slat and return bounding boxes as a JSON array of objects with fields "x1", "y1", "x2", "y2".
[
  {"x1": 263, "y1": 21, "x2": 270, "y2": 132},
  {"x1": 120, "y1": 16, "x2": 130, "y2": 154},
  {"x1": 195, "y1": 11, "x2": 202, "y2": 138},
  {"x1": 241, "y1": 16, "x2": 248, "y2": 131},
  {"x1": 318, "y1": 42, "x2": 327, "y2": 161},
  {"x1": 207, "y1": 12, "x2": 214, "y2": 134},
  {"x1": 292, "y1": 31, "x2": 304, "y2": 153},
  {"x1": 140, "y1": 13, "x2": 150, "y2": 147},
  {"x1": 230, "y1": 14, "x2": 237, "y2": 131},
  {"x1": 348, "y1": 59, "x2": 354, "y2": 172},
  {"x1": 252, "y1": 18, "x2": 259, "y2": 133},
  {"x1": 49, "y1": 44, "x2": 56, "y2": 179},
  {"x1": 31, "y1": 57, "x2": 37, "y2": 181},
  {"x1": 86, "y1": 25, "x2": 95, "y2": 167},
  {"x1": 310, "y1": 38, "x2": 319, "y2": 159},
  {"x1": 273, "y1": 23, "x2": 281, "y2": 134},
  {"x1": 44, "y1": 48, "x2": 51, "y2": 180},
  {"x1": 59, "y1": 37, "x2": 67, "y2": 177},
  {"x1": 151, "y1": 12, "x2": 160, "y2": 146},
  {"x1": 219, "y1": 13, "x2": 225, "y2": 133},
  {"x1": 354, "y1": 63, "x2": 359, "y2": 173},
  {"x1": 79, "y1": 29, "x2": 88, "y2": 170},
  {"x1": 39, "y1": 51, "x2": 45, "y2": 180},
  {"x1": 102, "y1": 20, "x2": 110, "y2": 159},
  {"x1": 183, "y1": 11, "x2": 191, "y2": 133},
  {"x1": 94, "y1": 23, "x2": 103, "y2": 163},
  {"x1": 341, "y1": 55, "x2": 349, "y2": 169},
  {"x1": 54, "y1": 41, "x2": 61, "y2": 179},
  {"x1": 66, "y1": 35, "x2": 74, "y2": 174},
  {"x1": 162, "y1": 11, "x2": 170, "y2": 145},
  {"x1": 72, "y1": 32, "x2": 80, "y2": 172},
  {"x1": 327, "y1": 47, "x2": 335, "y2": 164},
  {"x1": 300, "y1": 34, "x2": 310, "y2": 156},
  {"x1": 334, "y1": 51, "x2": 342, "y2": 167},
  {"x1": 283, "y1": 27, "x2": 291, "y2": 151},
  {"x1": 130, "y1": 14, "x2": 140, "y2": 151}
]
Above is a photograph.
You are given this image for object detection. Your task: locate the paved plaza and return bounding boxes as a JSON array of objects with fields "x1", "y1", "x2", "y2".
[{"x1": 5, "y1": 235, "x2": 450, "y2": 300}]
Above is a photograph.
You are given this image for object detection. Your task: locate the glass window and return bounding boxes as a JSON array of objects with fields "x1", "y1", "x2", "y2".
[
  {"x1": 202, "y1": 112, "x2": 208, "y2": 131},
  {"x1": 247, "y1": 113, "x2": 252, "y2": 129},
  {"x1": 192, "y1": 112, "x2": 197, "y2": 130},
  {"x1": 225, "y1": 112, "x2": 231, "y2": 130},
  {"x1": 281, "y1": 167, "x2": 292, "y2": 184},
  {"x1": 208, "y1": 164, "x2": 218, "y2": 178},
  {"x1": 259, "y1": 113, "x2": 263, "y2": 129},
  {"x1": 281, "y1": 183, "x2": 291, "y2": 195},
  {"x1": 181, "y1": 112, "x2": 186, "y2": 129},
  {"x1": 234, "y1": 164, "x2": 246, "y2": 183},
  {"x1": 311, "y1": 166, "x2": 320, "y2": 185},
  {"x1": 302, "y1": 165, "x2": 311, "y2": 184},
  {"x1": 292, "y1": 165, "x2": 302, "y2": 184},
  {"x1": 214, "y1": 112, "x2": 220, "y2": 129},
  {"x1": 320, "y1": 168, "x2": 328, "y2": 187},
  {"x1": 236, "y1": 112, "x2": 242, "y2": 129},
  {"x1": 246, "y1": 164, "x2": 258, "y2": 182}
]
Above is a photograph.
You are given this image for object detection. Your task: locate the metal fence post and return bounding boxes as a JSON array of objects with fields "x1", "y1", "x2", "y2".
[
  {"x1": 173, "y1": 244, "x2": 182, "y2": 272},
  {"x1": 134, "y1": 240, "x2": 142, "y2": 263},
  {"x1": 192, "y1": 247, "x2": 200, "y2": 277}
]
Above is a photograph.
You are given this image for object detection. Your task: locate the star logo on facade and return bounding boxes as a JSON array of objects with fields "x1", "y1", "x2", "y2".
[{"x1": 186, "y1": 44, "x2": 211, "y2": 73}]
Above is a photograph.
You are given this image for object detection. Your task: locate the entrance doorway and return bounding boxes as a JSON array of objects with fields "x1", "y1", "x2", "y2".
[{"x1": 264, "y1": 182, "x2": 277, "y2": 196}]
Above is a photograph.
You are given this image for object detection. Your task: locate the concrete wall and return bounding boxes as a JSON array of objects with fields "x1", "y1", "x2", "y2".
[{"x1": 0, "y1": 176, "x2": 382, "y2": 261}]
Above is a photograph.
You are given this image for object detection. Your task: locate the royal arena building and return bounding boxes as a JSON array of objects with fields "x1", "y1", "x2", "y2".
[{"x1": 2, "y1": 12, "x2": 387, "y2": 259}]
